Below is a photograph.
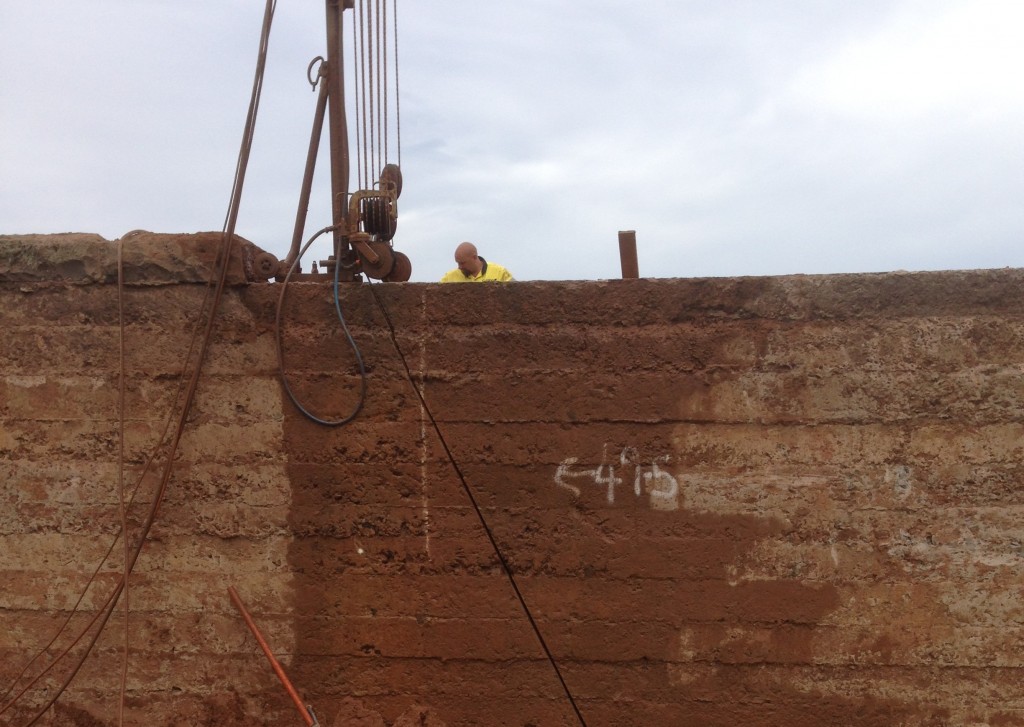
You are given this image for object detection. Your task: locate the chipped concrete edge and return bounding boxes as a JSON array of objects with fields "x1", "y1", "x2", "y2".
[{"x1": 0, "y1": 231, "x2": 267, "y2": 286}]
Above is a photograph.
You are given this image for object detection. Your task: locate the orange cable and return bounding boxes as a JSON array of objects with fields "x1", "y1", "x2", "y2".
[
  {"x1": 7, "y1": 2, "x2": 278, "y2": 722},
  {"x1": 116, "y1": 237, "x2": 130, "y2": 726},
  {"x1": 227, "y1": 587, "x2": 315, "y2": 726}
]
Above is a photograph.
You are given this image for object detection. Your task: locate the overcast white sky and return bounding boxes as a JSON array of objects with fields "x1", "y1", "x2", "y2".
[{"x1": 2, "y1": 1, "x2": 1023, "y2": 282}]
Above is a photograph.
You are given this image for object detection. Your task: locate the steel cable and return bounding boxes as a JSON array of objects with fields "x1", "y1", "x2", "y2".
[
  {"x1": 375, "y1": 0, "x2": 383, "y2": 174},
  {"x1": 274, "y1": 225, "x2": 368, "y2": 427},
  {"x1": 367, "y1": 284, "x2": 590, "y2": 727},
  {"x1": 116, "y1": 237, "x2": 129, "y2": 727},
  {"x1": 4, "y1": 1, "x2": 278, "y2": 722},
  {"x1": 383, "y1": 0, "x2": 389, "y2": 164},
  {"x1": 358, "y1": 0, "x2": 370, "y2": 189},
  {"x1": 392, "y1": 0, "x2": 401, "y2": 167},
  {"x1": 351, "y1": 15, "x2": 363, "y2": 190}
]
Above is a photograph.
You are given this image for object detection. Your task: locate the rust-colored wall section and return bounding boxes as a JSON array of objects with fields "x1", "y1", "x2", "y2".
[{"x1": 2, "y1": 233, "x2": 1024, "y2": 726}]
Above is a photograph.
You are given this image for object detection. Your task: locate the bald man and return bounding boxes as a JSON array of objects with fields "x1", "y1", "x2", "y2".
[{"x1": 440, "y1": 242, "x2": 514, "y2": 283}]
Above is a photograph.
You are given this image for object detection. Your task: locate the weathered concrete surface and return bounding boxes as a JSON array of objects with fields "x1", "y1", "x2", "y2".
[
  {"x1": 0, "y1": 231, "x2": 263, "y2": 285},
  {"x1": 3, "y1": 233, "x2": 1024, "y2": 726}
]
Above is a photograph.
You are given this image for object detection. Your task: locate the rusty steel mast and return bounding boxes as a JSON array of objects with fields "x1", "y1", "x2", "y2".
[{"x1": 275, "y1": 0, "x2": 409, "y2": 283}]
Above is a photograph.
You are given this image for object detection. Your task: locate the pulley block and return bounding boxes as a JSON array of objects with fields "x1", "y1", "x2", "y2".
[{"x1": 360, "y1": 196, "x2": 397, "y2": 241}]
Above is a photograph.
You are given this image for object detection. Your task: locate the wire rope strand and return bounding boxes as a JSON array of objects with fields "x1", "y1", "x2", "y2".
[
  {"x1": 392, "y1": 0, "x2": 401, "y2": 167},
  {"x1": 364, "y1": 0, "x2": 372, "y2": 181},
  {"x1": 0, "y1": 245, "x2": 142, "y2": 722},
  {"x1": 375, "y1": 0, "x2": 383, "y2": 174},
  {"x1": 1, "y1": 263, "x2": 202, "y2": 721},
  {"x1": 359, "y1": 0, "x2": 370, "y2": 191},
  {"x1": 351, "y1": 12, "x2": 363, "y2": 190},
  {"x1": 1, "y1": 575, "x2": 122, "y2": 720},
  {"x1": 382, "y1": 0, "x2": 389, "y2": 164},
  {"x1": 4, "y1": 0, "x2": 278, "y2": 704},
  {"x1": 0, "y1": 319, "x2": 202, "y2": 719},
  {"x1": 274, "y1": 225, "x2": 367, "y2": 427},
  {"x1": 19, "y1": 187, "x2": 236, "y2": 727},
  {"x1": 4, "y1": 0, "x2": 277, "y2": 704},
  {"x1": 116, "y1": 238, "x2": 129, "y2": 727},
  {"x1": 366, "y1": 284, "x2": 590, "y2": 727},
  {"x1": 1, "y1": 238, "x2": 212, "y2": 719},
  {"x1": 10, "y1": 3, "x2": 277, "y2": 723}
]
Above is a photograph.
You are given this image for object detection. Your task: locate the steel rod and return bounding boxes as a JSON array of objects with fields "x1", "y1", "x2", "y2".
[
  {"x1": 286, "y1": 76, "x2": 330, "y2": 269},
  {"x1": 228, "y1": 586, "x2": 315, "y2": 727}
]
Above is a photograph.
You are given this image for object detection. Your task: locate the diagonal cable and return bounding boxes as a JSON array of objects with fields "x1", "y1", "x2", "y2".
[{"x1": 367, "y1": 284, "x2": 589, "y2": 727}]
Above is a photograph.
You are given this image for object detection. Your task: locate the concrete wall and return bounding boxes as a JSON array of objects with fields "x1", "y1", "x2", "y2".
[{"x1": 2, "y1": 233, "x2": 1024, "y2": 726}]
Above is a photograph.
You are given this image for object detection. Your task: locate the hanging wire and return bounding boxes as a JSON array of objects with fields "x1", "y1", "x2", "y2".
[
  {"x1": 392, "y1": 0, "x2": 401, "y2": 167},
  {"x1": 275, "y1": 225, "x2": 367, "y2": 427},
  {"x1": 2, "y1": 288, "x2": 205, "y2": 721},
  {"x1": 375, "y1": 0, "x2": 384, "y2": 173},
  {"x1": 2, "y1": 2, "x2": 278, "y2": 723},
  {"x1": 366, "y1": 283, "x2": 590, "y2": 727},
  {"x1": 364, "y1": 0, "x2": 373, "y2": 188},
  {"x1": 350, "y1": 0, "x2": 400, "y2": 185},
  {"x1": 350, "y1": 15, "x2": 363, "y2": 190},
  {"x1": 116, "y1": 239, "x2": 129, "y2": 727},
  {"x1": 1, "y1": 287, "x2": 214, "y2": 720},
  {"x1": 367, "y1": 0, "x2": 377, "y2": 180},
  {"x1": 383, "y1": 0, "x2": 389, "y2": 164}
]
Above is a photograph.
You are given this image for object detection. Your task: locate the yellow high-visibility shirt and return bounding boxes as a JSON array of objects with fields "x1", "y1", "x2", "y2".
[{"x1": 439, "y1": 258, "x2": 514, "y2": 283}]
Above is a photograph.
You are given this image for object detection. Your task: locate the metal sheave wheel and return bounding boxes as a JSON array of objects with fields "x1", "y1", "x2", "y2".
[
  {"x1": 383, "y1": 251, "x2": 412, "y2": 282},
  {"x1": 357, "y1": 240, "x2": 395, "y2": 280},
  {"x1": 361, "y1": 197, "x2": 396, "y2": 241},
  {"x1": 380, "y1": 163, "x2": 403, "y2": 198}
]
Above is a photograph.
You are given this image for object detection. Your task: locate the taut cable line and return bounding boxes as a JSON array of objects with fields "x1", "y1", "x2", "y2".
[
  {"x1": 351, "y1": 0, "x2": 399, "y2": 186},
  {"x1": 350, "y1": 16, "x2": 363, "y2": 191},
  {"x1": 358, "y1": 0, "x2": 370, "y2": 190},
  {"x1": 116, "y1": 238, "x2": 129, "y2": 727},
  {"x1": 392, "y1": 0, "x2": 401, "y2": 167},
  {"x1": 3, "y1": 1, "x2": 278, "y2": 722},
  {"x1": 367, "y1": 284, "x2": 591, "y2": 727},
  {"x1": 286, "y1": 0, "x2": 408, "y2": 282},
  {"x1": 375, "y1": 0, "x2": 384, "y2": 175},
  {"x1": 383, "y1": 0, "x2": 389, "y2": 164}
]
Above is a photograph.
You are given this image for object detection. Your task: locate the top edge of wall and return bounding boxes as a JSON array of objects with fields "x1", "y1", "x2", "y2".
[{"x1": 0, "y1": 231, "x2": 263, "y2": 286}]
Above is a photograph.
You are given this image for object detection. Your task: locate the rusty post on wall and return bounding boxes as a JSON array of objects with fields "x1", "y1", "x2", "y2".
[{"x1": 618, "y1": 230, "x2": 639, "y2": 279}]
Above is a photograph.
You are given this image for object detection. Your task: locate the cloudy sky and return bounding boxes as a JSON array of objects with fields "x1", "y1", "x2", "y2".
[{"x1": 2, "y1": 1, "x2": 1022, "y2": 282}]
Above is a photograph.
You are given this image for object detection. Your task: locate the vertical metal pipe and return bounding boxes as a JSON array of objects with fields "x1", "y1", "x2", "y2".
[
  {"x1": 324, "y1": 0, "x2": 351, "y2": 253},
  {"x1": 618, "y1": 230, "x2": 639, "y2": 279}
]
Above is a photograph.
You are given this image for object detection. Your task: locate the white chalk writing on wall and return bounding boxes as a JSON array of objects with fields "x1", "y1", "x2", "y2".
[{"x1": 554, "y1": 445, "x2": 680, "y2": 511}]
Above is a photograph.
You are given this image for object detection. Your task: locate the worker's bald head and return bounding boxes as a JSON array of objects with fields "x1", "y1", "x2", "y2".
[{"x1": 454, "y1": 241, "x2": 483, "y2": 277}]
